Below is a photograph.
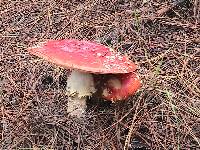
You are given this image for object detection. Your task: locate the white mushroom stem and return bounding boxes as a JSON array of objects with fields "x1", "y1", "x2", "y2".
[{"x1": 66, "y1": 70, "x2": 96, "y2": 117}]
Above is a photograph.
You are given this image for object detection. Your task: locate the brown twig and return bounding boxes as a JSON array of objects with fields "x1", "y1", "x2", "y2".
[
  {"x1": 123, "y1": 99, "x2": 141, "y2": 150},
  {"x1": 144, "y1": 0, "x2": 187, "y2": 21}
]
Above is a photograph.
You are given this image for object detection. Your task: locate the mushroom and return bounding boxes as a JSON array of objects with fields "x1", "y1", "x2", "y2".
[{"x1": 28, "y1": 39, "x2": 141, "y2": 117}]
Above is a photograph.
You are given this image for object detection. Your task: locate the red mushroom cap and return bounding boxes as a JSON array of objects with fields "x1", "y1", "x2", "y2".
[
  {"x1": 102, "y1": 72, "x2": 141, "y2": 101},
  {"x1": 28, "y1": 39, "x2": 137, "y2": 74}
]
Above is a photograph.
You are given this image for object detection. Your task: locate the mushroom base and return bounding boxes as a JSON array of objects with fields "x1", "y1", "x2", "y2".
[{"x1": 67, "y1": 96, "x2": 87, "y2": 118}]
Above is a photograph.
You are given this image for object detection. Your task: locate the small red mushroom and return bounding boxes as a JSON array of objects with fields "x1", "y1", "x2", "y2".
[
  {"x1": 102, "y1": 72, "x2": 141, "y2": 101},
  {"x1": 28, "y1": 39, "x2": 141, "y2": 117}
]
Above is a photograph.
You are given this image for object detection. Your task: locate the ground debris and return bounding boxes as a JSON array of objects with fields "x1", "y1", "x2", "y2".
[{"x1": 0, "y1": 0, "x2": 199, "y2": 149}]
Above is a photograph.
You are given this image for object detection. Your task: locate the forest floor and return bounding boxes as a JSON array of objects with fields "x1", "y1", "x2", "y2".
[{"x1": 0, "y1": 0, "x2": 200, "y2": 149}]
